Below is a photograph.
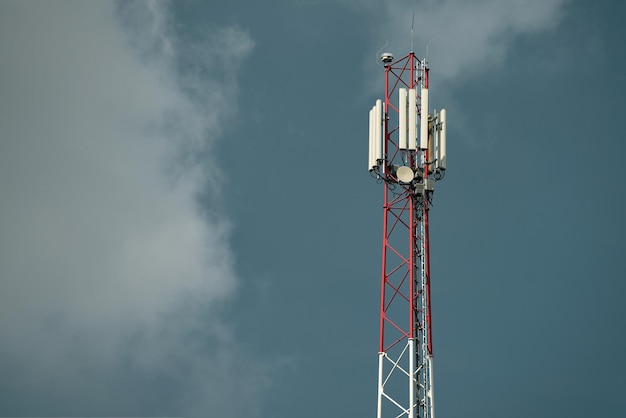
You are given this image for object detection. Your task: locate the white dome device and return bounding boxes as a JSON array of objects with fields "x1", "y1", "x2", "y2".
[{"x1": 396, "y1": 166, "x2": 414, "y2": 183}]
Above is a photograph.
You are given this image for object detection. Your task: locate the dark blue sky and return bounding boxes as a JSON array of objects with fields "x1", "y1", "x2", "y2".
[
  {"x1": 1, "y1": 1, "x2": 624, "y2": 417},
  {"x1": 215, "y1": 1, "x2": 626, "y2": 416}
]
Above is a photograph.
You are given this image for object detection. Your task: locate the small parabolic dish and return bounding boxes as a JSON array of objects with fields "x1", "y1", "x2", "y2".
[{"x1": 396, "y1": 166, "x2": 414, "y2": 183}]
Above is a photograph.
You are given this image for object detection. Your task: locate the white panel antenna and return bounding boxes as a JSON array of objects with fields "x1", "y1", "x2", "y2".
[
  {"x1": 399, "y1": 88, "x2": 408, "y2": 150},
  {"x1": 427, "y1": 119, "x2": 434, "y2": 174},
  {"x1": 408, "y1": 89, "x2": 417, "y2": 150},
  {"x1": 368, "y1": 100, "x2": 383, "y2": 170},
  {"x1": 433, "y1": 112, "x2": 440, "y2": 170},
  {"x1": 439, "y1": 108, "x2": 446, "y2": 170},
  {"x1": 420, "y1": 87, "x2": 429, "y2": 150},
  {"x1": 368, "y1": 106, "x2": 375, "y2": 170},
  {"x1": 374, "y1": 99, "x2": 383, "y2": 163}
]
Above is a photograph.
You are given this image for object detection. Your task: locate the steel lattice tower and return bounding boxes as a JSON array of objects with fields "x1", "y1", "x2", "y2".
[{"x1": 367, "y1": 51, "x2": 447, "y2": 418}]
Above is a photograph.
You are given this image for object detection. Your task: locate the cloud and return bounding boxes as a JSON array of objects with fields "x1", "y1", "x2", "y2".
[
  {"x1": 367, "y1": 0, "x2": 570, "y2": 81},
  {"x1": 353, "y1": 0, "x2": 570, "y2": 149},
  {"x1": 0, "y1": 1, "x2": 263, "y2": 416}
]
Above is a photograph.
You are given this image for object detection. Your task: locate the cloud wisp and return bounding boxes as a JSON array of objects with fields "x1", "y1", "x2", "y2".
[
  {"x1": 0, "y1": 1, "x2": 262, "y2": 416},
  {"x1": 368, "y1": 0, "x2": 570, "y2": 81},
  {"x1": 356, "y1": 0, "x2": 570, "y2": 149}
]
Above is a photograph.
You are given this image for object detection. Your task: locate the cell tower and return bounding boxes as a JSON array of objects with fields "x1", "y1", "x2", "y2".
[{"x1": 368, "y1": 51, "x2": 447, "y2": 418}]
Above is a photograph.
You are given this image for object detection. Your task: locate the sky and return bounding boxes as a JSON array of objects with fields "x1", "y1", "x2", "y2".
[{"x1": 0, "y1": 0, "x2": 624, "y2": 417}]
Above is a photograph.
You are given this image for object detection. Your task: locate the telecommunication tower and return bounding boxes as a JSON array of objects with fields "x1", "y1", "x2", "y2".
[{"x1": 368, "y1": 51, "x2": 447, "y2": 418}]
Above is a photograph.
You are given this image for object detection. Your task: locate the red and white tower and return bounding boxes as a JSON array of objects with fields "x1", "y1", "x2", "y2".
[{"x1": 368, "y1": 51, "x2": 447, "y2": 418}]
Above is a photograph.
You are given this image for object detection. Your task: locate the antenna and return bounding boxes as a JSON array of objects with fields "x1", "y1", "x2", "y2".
[
  {"x1": 376, "y1": 41, "x2": 389, "y2": 68},
  {"x1": 411, "y1": 13, "x2": 415, "y2": 52},
  {"x1": 420, "y1": 86, "x2": 429, "y2": 149},
  {"x1": 399, "y1": 88, "x2": 408, "y2": 149},
  {"x1": 426, "y1": 38, "x2": 435, "y2": 62}
]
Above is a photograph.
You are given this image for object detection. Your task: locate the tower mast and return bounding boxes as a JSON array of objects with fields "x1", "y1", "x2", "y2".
[{"x1": 368, "y1": 50, "x2": 447, "y2": 418}]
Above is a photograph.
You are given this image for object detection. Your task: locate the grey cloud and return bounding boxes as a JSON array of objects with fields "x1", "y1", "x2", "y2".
[
  {"x1": 354, "y1": 0, "x2": 570, "y2": 149},
  {"x1": 0, "y1": 1, "x2": 262, "y2": 416},
  {"x1": 354, "y1": 0, "x2": 569, "y2": 88}
]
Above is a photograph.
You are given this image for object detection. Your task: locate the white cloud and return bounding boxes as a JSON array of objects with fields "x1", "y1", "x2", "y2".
[
  {"x1": 354, "y1": 0, "x2": 570, "y2": 149},
  {"x1": 0, "y1": 1, "x2": 262, "y2": 415},
  {"x1": 367, "y1": 0, "x2": 570, "y2": 81}
]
